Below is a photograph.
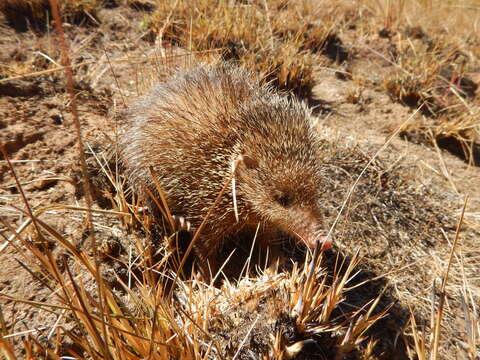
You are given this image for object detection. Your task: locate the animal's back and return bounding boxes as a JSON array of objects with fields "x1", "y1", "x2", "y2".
[{"x1": 120, "y1": 64, "x2": 264, "y2": 218}]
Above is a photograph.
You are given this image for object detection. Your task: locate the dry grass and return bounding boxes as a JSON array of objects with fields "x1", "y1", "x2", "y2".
[
  {"x1": 405, "y1": 198, "x2": 479, "y2": 359},
  {"x1": 0, "y1": 0, "x2": 102, "y2": 32},
  {"x1": 0, "y1": 144, "x2": 388, "y2": 359},
  {"x1": 0, "y1": 0, "x2": 102, "y2": 78},
  {"x1": 2, "y1": 101, "x2": 478, "y2": 358},
  {"x1": 148, "y1": 0, "x2": 354, "y2": 97},
  {"x1": 1, "y1": 0, "x2": 480, "y2": 359},
  {"x1": 357, "y1": 0, "x2": 480, "y2": 163},
  {"x1": 144, "y1": 0, "x2": 479, "y2": 160},
  {"x1": 380, "y1": 27, "x2": 480, "y2": 163}
]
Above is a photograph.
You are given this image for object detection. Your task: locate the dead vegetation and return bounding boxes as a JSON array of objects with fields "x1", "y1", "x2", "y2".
[
  {"x1": 0, "y1": 0, "x2": 103, "y2": 32},
  {"x1": 1, "y1": 0, "x2": 480, "y2": 359},
  {"x1": 148, "y1": 0, "x2": 343, "y2": 98},
  {"x1": 0, "y1": 181, "x2": 388, "y2": 359},
  {"x1": 2, "y1": 105, "x2": 479, "y2": 358},
  {"x1": 145, "y1": 0, "x2": 480, "y2": 161},
  {"x1": 3, "y1": 120, "x2": 476, "y2": 358}
]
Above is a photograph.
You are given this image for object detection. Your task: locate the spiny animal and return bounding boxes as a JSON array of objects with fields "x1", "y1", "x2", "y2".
[{"x1": 120, "y1": 63, "x2": 331, "y2": 275}]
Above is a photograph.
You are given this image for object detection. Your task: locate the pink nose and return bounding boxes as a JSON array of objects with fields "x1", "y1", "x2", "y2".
[
  {"x1": 294, "y1": 209, "x2": 331, "y2": 250},
  {"x1": 301, "y1": 233, "x2": 332, "y2": 250},
  {"x1": 318, "y1": 234, "x2": 333, "y2": 251}
]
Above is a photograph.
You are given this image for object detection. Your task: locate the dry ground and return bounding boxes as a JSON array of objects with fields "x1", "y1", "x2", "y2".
[{"x1": 0, "y1": 1, "x2": 479, "y2": 359}]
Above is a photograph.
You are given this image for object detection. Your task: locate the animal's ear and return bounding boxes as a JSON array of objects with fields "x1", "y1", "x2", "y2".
[{"x1": 240, "y1": 154, "x2": 258, "y2": 169}]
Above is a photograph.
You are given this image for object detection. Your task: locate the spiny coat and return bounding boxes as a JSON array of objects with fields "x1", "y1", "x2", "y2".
[{"x1": 120, "y1": 63, "x2": 328, "y2": 274}]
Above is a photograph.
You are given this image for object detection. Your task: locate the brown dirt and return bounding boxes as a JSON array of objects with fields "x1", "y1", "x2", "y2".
[{"x1": 1, "y1": 3, "x2": 479, "y2": 359}]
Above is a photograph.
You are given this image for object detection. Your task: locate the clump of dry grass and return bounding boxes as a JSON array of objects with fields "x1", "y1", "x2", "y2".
[
  {"x1": 244, "y1": 43, "x2": 318, "y2": 99},
  {"x1": 355, "y1": 0, "x2": 480, "y2": 163},
  {"x1": 144, "y1": 0, "x2": 480, "y2": 161},
  {"x1": 0, "y1": 0, "x2": 102, "y2": 32},
  {"x1": 148, "y1": 0, "x2": 352, "y2": 98},
  {"x1": 382, "y1": 29, "x2": 479, "y2": 159},
  {"x1": 382, "y1": 31, "x2": 480, "y2": 162},
  {"x1": 0, "y1": 145, "x2": 388, "y2": 359},
  {"x1": 405, "y1": 199, "x2": 480, "y2": 359}
]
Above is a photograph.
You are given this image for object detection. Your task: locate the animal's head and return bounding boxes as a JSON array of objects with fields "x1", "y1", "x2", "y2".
[{"x1": 234, "y1": 96, "x2": 331, "y2": 250}]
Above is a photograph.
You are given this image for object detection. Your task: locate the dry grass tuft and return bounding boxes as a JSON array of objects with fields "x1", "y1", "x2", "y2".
[
  {"x1": 148, "y1": 0, "x2": 352, "y2": 98},
  {"x1": 405, "y1": 199, "x2": 480, "y2": 359},
  {"x1": 0, "y1": 0, "x2": 102, "y2": 32},
  {"x1": 356, "y1": 0, "x2": 480, "y2": 163},
  {"x1": 382, "y1": 30, "x2": 480, "y2": 163},
  {"x1": 0, "y1": 145, "x2": 389, "y2": 358}
]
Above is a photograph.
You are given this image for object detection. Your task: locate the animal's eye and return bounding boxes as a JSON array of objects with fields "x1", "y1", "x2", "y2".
[{"x1": 274, "y1": 193, "x2": 293, "y2": 207}]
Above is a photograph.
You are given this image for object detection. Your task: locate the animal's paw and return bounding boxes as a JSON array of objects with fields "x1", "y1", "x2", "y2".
[{"x1": 172, "y1": 215, "x2": 192, "y2": 232}]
